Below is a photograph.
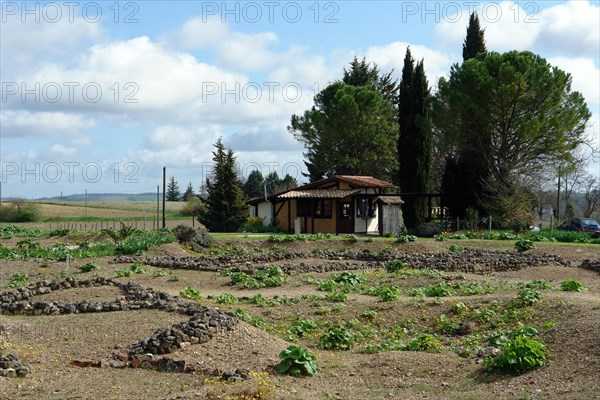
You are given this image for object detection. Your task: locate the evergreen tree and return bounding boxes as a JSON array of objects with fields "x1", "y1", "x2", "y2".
[
  {"x1": 343, "y1": 56, "x2": 398, "y2": 106},
  {"x1": 198, "y1": 139, "x2": 248, "y2": 232},
  {"x1": 439, "y1": 13, "x2": 490, "y2": 218},
  {"x1": 264, "y1": 171, "x2": 281, "y2": 196},
  {"x1": 243, "y1": 169, "x2": 264, "y2": 198},
  {"x1": 397, "y1": 48, "x2": 432, "y2": 229},
  {"x1": 166, "y1": 177, "x2": 181, "y2": 201},
  {"x1": 183, "y1": 182, "x2": 195, "y2": 201},
  {"x1": 462, "y1": 12, "x2": 486, "y2": 61},
  {"x1": 279, "y1": 174, "x2": 299, "y2": 192},
  {"x1": 290, "y1": 82, "x2": 398, "y2": 182}
]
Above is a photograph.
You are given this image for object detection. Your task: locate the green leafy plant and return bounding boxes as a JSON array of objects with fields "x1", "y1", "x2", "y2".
[
  {"x1": 396, "y1": 234, "x2": 417, "y2": 243},
  {"x1": 5, "y1": 274, "x2": 29, "y2": 288},
  {"x1": 229, "y1": 265, "x2": 288, "y2": 289},
  {"x1": 560, "y1": 279, "x2": 587, "y2": 292},
  {"x1": 344, "y1": 234, "x2": 359, "y2": 243},
  {"x1": 375, "y1": 285, "x2": 400, "y2": 302},
  {"x1": 402, "y1": 333, "x2": 444, "y2": 353},
  {"x1": 319, "y1": 327, "x2": 355, "y2": 350},
  {"x1": 154, "y1": 268, "x2": 171, "y2": 277},
  {"x1": 275, "y1": 345, "x2": 318, "y2": 376},
  {"x1": 288, "y1": 319, "x2": 318, "y2": 338},
  {"x1": 130, "y1": 261, "x2": 146, "y2": 274},
  {"x1": 78, "y1": 261, "x2": 100, "y2": 272},
  {"x1": 215, "y1": 293, "x2": 238, "y2": 304},
  {"x1": 385, "y1": 260, "x2": 408, "y2": 272},
  {"x1": 448, "y1": 244, "x2": 463, "y2": 252},
  {"x1": 510, "y1": 288, "x2": 542, "y2": 308},
  {"x1": 179, "y1": 287, "x2": 203, "y2": 300},
  {"x1": 114, "y1": 268, "x2": 133, "y2": 277},
  {"x1": 485, "y1": 335, "x2": 547, "y2": 375},
  {"x1": 514, "y1": 239, "x2": 535, "y2": 252}
]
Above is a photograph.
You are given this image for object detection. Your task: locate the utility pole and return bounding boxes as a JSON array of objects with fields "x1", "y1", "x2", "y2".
[
  {"x1": 556, "y1": 165, "x2": 561, "y2": 222},
  {"x1": 162, "y1": 167, "x2": 166, "y2": 228},
  {"x1": 156, "y1": 185, "x2": 159, "y2": 230},
  {"x1": 85, "y1": 189, "x2": 88, "y2": 218}
]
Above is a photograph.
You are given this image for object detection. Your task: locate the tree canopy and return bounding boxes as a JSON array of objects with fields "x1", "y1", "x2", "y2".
[
  {"x1": 434, "y1": 50, "x2": 591, "y2": 222},
  {"x1": 289, "y1": 81, "x2": 398, "y2": 182},
  {"x1": 397, "y1": 47, "x2": 432, "y2": 228},
  {"x1": 198, "y1": 138, "x2": 248, "y2": 232},
  {"x1": 462, "y1": 12, "x2": 486, "y2": 61},
  {"x1": 243, "y1": 169, "x2": 264, "y2": 199},
  {"x1": 166, "y1": 177, "x2": 180, "y2": 201}
]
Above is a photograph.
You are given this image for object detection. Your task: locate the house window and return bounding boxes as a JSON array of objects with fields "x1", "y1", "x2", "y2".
[
  {"x1": 356, "y1": 198, "x2": 375, "y2": 218},
  {"x1": 297, "y1": 200, "x2": 311, "y2": 217},
  {"x1": 315, "y1": 199, "x2": 332, "y2": 218},
  {"x1": 296, "y1": 199, "x2": 332, "y2": 218}
]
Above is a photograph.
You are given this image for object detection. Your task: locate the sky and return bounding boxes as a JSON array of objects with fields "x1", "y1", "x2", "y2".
[{"x1": 1, "y1": 0, "x2": 599, "y2": 199}]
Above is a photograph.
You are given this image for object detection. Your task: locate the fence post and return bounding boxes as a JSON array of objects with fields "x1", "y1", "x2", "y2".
[{"x1": 489, "y1": 216, "x2": 492, "y2": 234}]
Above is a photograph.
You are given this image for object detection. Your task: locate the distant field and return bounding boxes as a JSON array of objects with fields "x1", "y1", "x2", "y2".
[{"x1": 34, "y1": 201, "x2": 185, "y2": 220}]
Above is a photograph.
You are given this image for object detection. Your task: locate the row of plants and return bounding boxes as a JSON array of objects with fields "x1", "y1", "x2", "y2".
[
  {"x1": 435, "y1": 229, "x2": 599, "y2": 244},
  {"x1": 0, "y1": 229, "x2": 175, "y2": 260}
]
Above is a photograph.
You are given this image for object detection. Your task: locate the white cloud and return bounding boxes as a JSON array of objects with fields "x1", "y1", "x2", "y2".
[
  {"x1": 547, "y1": 57, "x2": 600, "y2": 107},
  {"x1": 0, "y1": 111, "x2": 96, "y2": 137},
  {"x1": 536, "y1": 1, "x2": 600, "y2": 58},
  {"x1": 131, "y1": 125, "x2": 223, "y2": 167},
  {"x1": 162, "y1": 17, "x2": 278, "y2": 71},
  {"x1": 365, "y1": 41, "x2": 455, "y2": 87},
  {"x1": 434, "y1": 1, "x2": 600, "y2": 58},
  {"x1": 51, "y1": 144, "x2": 77, "y2": 157}
]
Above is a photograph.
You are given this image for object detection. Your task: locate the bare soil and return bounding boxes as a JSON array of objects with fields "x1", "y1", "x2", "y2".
[{"x1": 1, "y1": 238, "x2": 599, "y2": 400}]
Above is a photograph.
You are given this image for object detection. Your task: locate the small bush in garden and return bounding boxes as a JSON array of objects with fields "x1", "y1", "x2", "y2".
[
  {"x1": 414, "y1": 222, "x2": 442, "y2": 238},
  {"x1": 386, "y1": 260, "x2": 408, "y2": 272},
  {"x1": 78, "y1": 261, "x2": 100, "y2": 272},
  {"x1": 485, "y1": 335, "x2": 547, "y2": 375},
  {"x1": 326, "y1": 291, "x2": 348, "y2": 302},
  {"x1": 424, "y1": 282, "x2": 453, "y2": 297},
  {"x1": 344, "y1": 234, "x2": 359, "y2": 243},
  {"x1": 448, "y1": 244, "x2": 463, "y2": 252},
  {"x1": 215, "y1": 293, "x2": 238, "y2": 304},
  {"x1": 560, "y1": 279, "x2": 587, "y2": 292},
  {"x1": 130, "y1": 261, "x2": 146, "y2": 274},
  {"x1": 288, "y1": 319, "x2": 318, "y2": 338},
  {"x1": 402, "y1": 333, "x2": 444, "y2": 353},
  {"x1": 154, "y1": 268, "x2": 170, "y2": 277},
  {"x1": 114, "y1": 268, "x2": 133, "y2": 277},
  {"x1": 384, "y1": 232, "x2": 394, "y2": 238},
  {"x1": 276, "y1": 345, "x2": 318, "y2": 376},
  {"x1": 5, "y1": 274, "x2": 29, "y2": 288},
  {"x1": 510, "y1": 288, "x2": 542, "y2": 308},
  {"x1": 179, "y1": 287, "x2": 203, "y2": 300},
  {"x1": 172, "y1": 224, "x2": 213, "y2": 252},
  {"x1": 376, "y1": 285, "x2": 400, "y2": 301},
  {"x1": 331, "y1": 271, "x2": 362, "y2": 287},
  {"x1": 319, "y1": 327, "x2": 355, "y2": 350},
  {"x1": 396, "y1": 234, "x2": 417, "y2": 243},
  {"x1": 515, "y1": 239, "x2": 535, "y2": 252},
  {"x1": 229, "y1": 265, "x2": 288, "y2": 289}
]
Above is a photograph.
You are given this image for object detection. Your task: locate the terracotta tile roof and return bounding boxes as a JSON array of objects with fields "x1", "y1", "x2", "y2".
[
  {"x1": 335, "y1": 175, "x2": 394, "y2": 188},
  {"x1": 277, "y1": 189, "x2": 359, "y2": 199},
  {"x1": 374, "y1": 195, "x2": 404, "y2": 205}
]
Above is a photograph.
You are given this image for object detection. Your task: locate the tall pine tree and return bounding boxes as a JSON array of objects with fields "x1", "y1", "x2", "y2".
[
  {"x1": 243, "y1": 169, "x2": 264, "y2": 198},
  {"x1": 441, "y1": 12, "x2": 490, "y2": 218},
  {"x1": 198, "y1": 139, "x2": 248, "y2": 232},
  {"x1": 166, "y1": 177, "x2": 181, "y2": 201},
  {"x1": 462, "y1": 12, "x2": 486, "y2": 61},
  {"x1": 183, "y1": 182, "x2": 195, "y2": 201},
  {"x1": 397, "y1": 47, "x2": 432, "y2": 229}
]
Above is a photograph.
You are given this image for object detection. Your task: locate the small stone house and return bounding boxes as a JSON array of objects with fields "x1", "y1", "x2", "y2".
[{"x1": 247, "y1": 175, "x2": 403, "y2": 235}]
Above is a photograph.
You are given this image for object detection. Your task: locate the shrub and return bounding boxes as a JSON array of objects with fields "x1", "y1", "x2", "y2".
[
  {"x1": 448, "y1": 244, "x2": 463, "y2": 252},
  {"x1": 179, "y1": 287, "x2": 203, "y2": 300},
  {"x1": 511, "y1": 288, "x2": 542, "y2": 308},
  {"x1": 276, "y1": 346, "x2": 318, "y2": 376},
  {"x1": 376, "y1": 285, "x2": 400, "y2": 301},
  {"x1": 246, "y1": 216, "x2": 265, "y2": 231},
  {"x1": 515, "y1": 239, "x2": 535, "y2": 252},
  {"x1": 402, "y1": 333, "x2": 444, "y2": 353},
  {"x1": 0, "y1": 200, "x2": 41, "y2": 222},
  {"x1": 5, "y1": 274, "x2": 29, "y2": 288},
  {"x1": 288, "y1": 320, "x2": 318, "y2": 337},
  {"x1": 171, "y1": 225, "x2": 213, "y2": 252},
  {"x1": 215, "y1": 293, "x2": 238, "y2": 304},
  {"x1": 485, "y1": 335, "x2": 547, "y2": 375},
  {"x1": 331, "y1": 271, "x2": 362, "y2": 287},
  {"x1": 319, "y1": 327, "x2": 355, "y2": 350},
  {"x1": 78, "y1": 261, "x2": 100, "y2": 272},
  {"x1": 180, "y1": 196, "x2": 205, "y2": 217},
  {"x1": 229, "y1": 265, "x2": 287, "y2": 289},
  {"x1": 414, "y1": 222, "x2": 442, "y2": 238},
  {"x1": 386, "y1": 260, "x2": 408, "y2": 272},
  {"x1": 396, "y1": 234, "x2": 417, "y2": 243},
  {"x1": 114, "y1": 268, "x2": 133, "y2": 277},
  {"x1": 560, "y1": 279, "x2": 587, "y2": 292},
  {"x1": 344, "y1": 234, "x2": 359, "y2": 243}
]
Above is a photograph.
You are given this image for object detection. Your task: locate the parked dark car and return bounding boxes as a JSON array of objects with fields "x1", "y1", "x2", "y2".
[{"x1": 557, "y1": 217, "x2": 600, "y2": 238}]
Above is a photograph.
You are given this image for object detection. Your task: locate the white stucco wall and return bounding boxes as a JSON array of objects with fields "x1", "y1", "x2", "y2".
[{"x1": 257, "y1": 201, "x2": 272, "y2": 226}]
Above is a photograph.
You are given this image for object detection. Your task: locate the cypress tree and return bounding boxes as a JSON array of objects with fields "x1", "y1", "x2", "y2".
[
  {"x1": 166, "y1": 177, "x2": 181, "y2": 201},
  {"x1": 243, "y1": 169, "x2": 264, "y2": 198},
  {"x1": 462, "y1": 12, "x2": 486, "y2": 61},
  {"x1": 199, "y1": 138, "x2": 248, "y2": 232},
  {"x1": 397, "y1": 48, "x2": 432, "y2": 229}
]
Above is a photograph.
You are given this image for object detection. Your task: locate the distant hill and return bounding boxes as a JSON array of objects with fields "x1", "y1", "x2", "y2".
[{"x1": 36, "y1": 193, "x2": 160, "y2": 202}]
